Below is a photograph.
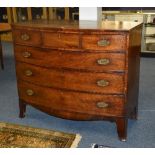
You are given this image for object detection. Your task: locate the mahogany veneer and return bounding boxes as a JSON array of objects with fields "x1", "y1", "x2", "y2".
[{"x1": 12, "y1": 20, "x2": 142, "y2": 141}]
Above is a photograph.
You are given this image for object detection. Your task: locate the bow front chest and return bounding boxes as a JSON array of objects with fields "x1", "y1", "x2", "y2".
[{"x1": 12, "y1": 20, "x2": 142, "y2": 141}]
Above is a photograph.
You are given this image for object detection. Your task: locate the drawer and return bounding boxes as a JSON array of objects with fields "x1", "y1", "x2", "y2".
[
  {"x1": 82, "y1": 34, "x2": 126, "y2": 51},
  {"x1": 16, "y1": 62, "x2": 125, "y2": 94},
  {"x1": 12, "y1": 29, "x2": 41, "y2": 46},
  {"x1": 18, "y1": 81, "x2": 125, "y2": 117},
  {"x1": 14, "y1": 45, "x2": 125, "y2": 72},
  {"x1": 42, "y1": 32, "x2": 79, "y2": 49}
]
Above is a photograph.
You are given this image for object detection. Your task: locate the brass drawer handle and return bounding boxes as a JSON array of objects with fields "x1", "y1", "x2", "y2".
[
  {"x1": 96, "y1": 102, "x2": 109, "y2": 108},
  {"x1": 25, "y1": 70, "x2": 33, "y2": 76},
  {"x1": 21, "y1": 34, "x2": 30, "y2": 41},
  {"x1": 97, "y1": 39, "x2": 110, "y2": 47},
  {"x1": 22, "y1": 51, "x2": 31, "y2": 58},
  {"x1": 97, "y1": 79, "x2": 109, "y2": 87},
  {"x1": 97, "y1": 58, "x2": 110, "y2": 65},
  {"x1": 26, "y1": 89, "x2": 34, "y2": 96}
]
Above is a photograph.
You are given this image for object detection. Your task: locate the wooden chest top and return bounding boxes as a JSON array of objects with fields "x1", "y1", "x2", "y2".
[{"x1": 12, "y1": 20, "x2": 142, "y2": 32}]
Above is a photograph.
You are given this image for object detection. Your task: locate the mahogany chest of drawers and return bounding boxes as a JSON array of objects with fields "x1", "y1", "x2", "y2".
[{"x1": 12, "y1": 20, "x2": 142, "y2": 141}]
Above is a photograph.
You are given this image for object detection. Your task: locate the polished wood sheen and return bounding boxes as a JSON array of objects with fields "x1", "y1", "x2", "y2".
[
  {"x1": 16, "y1": 62, "x2": 125, "y2": 94},
  {"x1": 12, "y1": 20, "x2": 142, "y2": 141},
  {"x1": 14, "y1": 45, "x2": 126, "y2": 72},
  {"x1": 82, "y1": 34, "x2": 126, "y2": 51},
  {"x1": 18, "y1": 81, "x2": 125, "y2": 117},
  {"x1": 13, "y1": 29, "x2": 42, "y2": 46},
  {"x1": 42, "y1": 32, "x2": 80, "y2": 49}
]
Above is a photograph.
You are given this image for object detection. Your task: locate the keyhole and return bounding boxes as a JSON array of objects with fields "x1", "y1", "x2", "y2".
[{"x1": 58, "y1": 33, "x2": 61, "y2": 38}]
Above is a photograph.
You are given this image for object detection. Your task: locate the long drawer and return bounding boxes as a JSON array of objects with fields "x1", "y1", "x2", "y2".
[
  {"x1": 16, "y1": 62, "x2": 125, "y2": 94},
  {"x1": 18, "y1": 81, "x2": 125, "y2": 117},
  {"x1": 14, "y1": 45, "x2": 126, "y2": 72}
]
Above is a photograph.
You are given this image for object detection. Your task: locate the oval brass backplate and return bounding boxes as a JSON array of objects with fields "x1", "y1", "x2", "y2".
[
  {"x1": 97, "y1": 39, "x2": 110, "y2": 47},
  {"x1": 96, "y1": 102, "x2": 109, "y2": 108},
  {"x1": 25, "y1": 70, "x2": 33, "y2": 76},
  {"x1": 22, "y1": 51, "x2": 31, "y2": 58},
  {"x1": 21, "y1": 34, "x2": 30, "y2": 41},
  {"x1": 97, "y1": 80, "x2": 109, "y2": 87},
  {"x1": 97, "y1": 58, "x2": 110, "y2": 65},
  {"x1": 26, "y1": 89, "x2": 34, "y2": 96}
]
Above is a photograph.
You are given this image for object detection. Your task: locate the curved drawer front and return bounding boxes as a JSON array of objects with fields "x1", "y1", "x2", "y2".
[
  {"x1": 82, "y1": 34, "x2": 126, "y2": 51},
  {"x1": 42, "y1": 32, "x2": 79, "y2": 49},
  {"x1": 18, "y1": 81, "x2": 125, "y2": 117},
  {"x1": 12, "y1": 29, "x2": 41, "y2": 46},
  {"x1": 14, "y1": 45, "x2": 125, "y2": 72},
  {"x1": 16, "y1": 62, "x2": 124, "y2": 94}
]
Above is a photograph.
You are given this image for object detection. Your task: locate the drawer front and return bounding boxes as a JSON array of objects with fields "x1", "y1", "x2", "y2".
[
  {"x1": 14, "y1": 45, "x2": 125, "y2": 72},
  {"x1": 42, "y1": 32, "x2": 79, "y2": 49},
  {"x1": 18, "y1": 81, "x2": 125, "y2": 116},
  {"x1": 12, "y1": 29, "x2": 41, "y2": 46},
  {"x1": 82, "y1": 34, "x2": 126, "y2": 51},
  {"x1": 16, "y1": 62, "x2": 124, "y2": 94}
]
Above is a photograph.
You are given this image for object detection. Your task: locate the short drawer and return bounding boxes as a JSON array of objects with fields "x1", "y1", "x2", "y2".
[
  {"x1": 16, "y1": 62, "x2": 125, "y2": 94},
  {"x1": 14, "y1": 45, "x2": 125, "y2": 72},
  {"x1": 42, "y1": 32, "x2": 79, "y2": 49},
  {"x1": 82, "y1": 34, "x2": 126, "y2": 51},
  {"x1": 12, "y1": 29, "x2": 41, "y2": 46},
  {"x1": 18, "y1": 81, "x2": 125, "y2": 117}
]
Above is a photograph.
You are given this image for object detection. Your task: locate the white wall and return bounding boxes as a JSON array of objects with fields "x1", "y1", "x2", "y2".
[{"x1": 79, "y1": 7, "x2": 102, "y2": 21}]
